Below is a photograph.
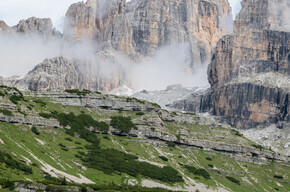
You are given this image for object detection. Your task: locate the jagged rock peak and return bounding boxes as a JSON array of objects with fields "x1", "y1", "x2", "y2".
[
  {"x1": 14, "y1": 17, "x2": 53, "y2": 36},
  {"x1": 0, "y1": 17, "x2": 61, "y2": 37},
  {"x1": 4, "y1": 57, "x2": 85, "y2": 91},
  {"x1": 0, "y1": 20, "x2": 10, "y2": 31}
]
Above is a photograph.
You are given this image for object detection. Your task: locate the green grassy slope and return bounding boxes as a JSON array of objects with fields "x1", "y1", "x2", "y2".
[{"x1": 0, "y1": 87, "x2": 289, "y2": 192}]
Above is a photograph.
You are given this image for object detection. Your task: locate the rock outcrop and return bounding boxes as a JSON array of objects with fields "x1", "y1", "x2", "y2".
[
  {"x1": 64, "y1": 0, "x2": 232, "y2": 64},
  {"x1": 14, "y1": 17, "x2": 54, "y2": 36},
  {"x1": 0, "y1": 17, "x2": 59, "y2": 37},
  {"x1": 4, "y1": 57, "x2": 85, "y2": 91},
  {"x1": 171, "y1": 0, "x2": 290, "y2": 129},
  {"x1": 0, "y1": 20, "x2": 11, "y2": 32}
]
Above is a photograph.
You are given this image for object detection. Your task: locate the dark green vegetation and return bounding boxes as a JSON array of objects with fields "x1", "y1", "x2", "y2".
[
  {"x1": 31, "y1": 126, "x2": 40, "y2": 135},
  {"x1": 65, "y1": 89, "x2": 91, "y2": 96},
  {"x1": 159, "y1": 156, "x2": 169, "y2": 161},
  {"x1": 110, "y1": 116, "x2": 136, "y2": 133},
  {"x1": 165, "y1": 141, "x2": 176, "y2": 148},
  {"x1": 82, "y1": 143, "x2": 183, "y2": 183},
  {"x1": 274, "y1": 175, "x2": 284, "y2": 179},
  {"x1": 183, "y1": 165, "x2": 211, "y2": 180},
  {"x1": 0, "y1": 91, "x2": 5, "y2": 97},
  {"x1": 0, "y1": 151, "x2": 32, "y2": 174},
  {"x1": 252, "y1": 144, "x2": 264, "y2": 150},
  {"x1": 206, "y1": 157, "x2": 212, "y2": 161},
  {"x1": 225, "y1": 176, "x2": 240, "y2": 185},
  {"x1": 0, "y1": 179, "x2": 15, "y2": 190},
  {"x1": 39, "y1": 111, "x2": 109, "y2": 142},
  {"x1": 9, "y1": 95, "x2": 23, "y2": 105},
  {"x1": 0, "y1": 109, "x2": 13, "y2": 116},
  {"x1": 136, "y1": 112, "x2": 145, "y2": 116},
  {"x1": 33, "y1": 99, "x2": 47, "y2": 107}
]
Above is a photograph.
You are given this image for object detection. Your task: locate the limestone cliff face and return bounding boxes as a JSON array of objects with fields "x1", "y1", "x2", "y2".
[
  {"x1": 64, "y1": 0, "x2": 232, "y2": 64},
  {"x1": 206, "y1": 0, "x2": 290, "y2": 128},
  {"x1": 208, "y1": 0, "x2": 290, "y2": 89},
  {"x1": 64, "y1": 2, "x2": 96, "y2": 41}
]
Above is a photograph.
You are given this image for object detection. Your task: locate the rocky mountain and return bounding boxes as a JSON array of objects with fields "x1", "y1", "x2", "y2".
[
  {"x1": 1, "y1": 0, "x2": 232, "y2": 92},
  {"x1": 4, "y1": 57, "x2": 84, "y2": 91},
  {"x1": 0, "y1": 17, "x2": 61, "y2": 37},
  {"x1": 171, "y1": 0, "x2": 290, "y2": 130},
  {"x1": 64, "y1": 0, "x2": 232, "y2": 65}
]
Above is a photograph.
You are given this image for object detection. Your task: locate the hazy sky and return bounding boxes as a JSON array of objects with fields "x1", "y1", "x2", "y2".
[{"x1": 0, "y1": 0, "x2": 242, "y2": 31}]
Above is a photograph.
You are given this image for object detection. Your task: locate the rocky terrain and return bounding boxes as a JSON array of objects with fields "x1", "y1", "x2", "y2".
[
  {"x1": 0, "y1": 17, "x2": 61, "y2": 37},
  {"x1": 0, "y1": 85, "x2": 289, "y2": 192},
  {"x1": 1, "y1": 0, "x2": 232, "y2": 92},
  {"x1": 64, "y1": 0, "x2": 232, "y2": 63},
  {"x1": 171, "y1": 0, "x2": 290, "y2": 130}
]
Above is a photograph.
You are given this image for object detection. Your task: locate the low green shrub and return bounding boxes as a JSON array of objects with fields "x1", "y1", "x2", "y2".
[
  {"x1": 208, "y1": 164, "x2": 214, "y2": 168},
  {"x1": 61, "y1": 148, "x2": 69, "y2": 152},
  {"x1": 65, "y1": 89, "x2": 91, "y2": 96},
  {"x1": 165, "y1": 141, "x2": 176, "y2": 148},
  {"x1": 39, "y1": 112, "x2": 55, "y2": 119},
  {"x1": 0, "y1": 91, "x2": 5, "y2": 97},
  {"x1": 31, "y1": 126, "x2": 40, "y2": 135},
  {"x1": 33, "y1": 99, "x2": 47, "y2": 107},
  {"x1": 9, "y1": 95, "x2": 23, "y2": 104},
  {"x1": 136, "y1": 112, "x2": 145, "y2": 116},
  {"x1": 65, "y1": 137, "x2": 73, "y2": 141},
  {"x1": 0, "y1": 151, "x2": 32, "y2": 174},
  {"x1": 0, "y1": 179, "x2": 15, "y2": 189},
  {"x1": 274, "y1": 175, "x2": 283, "y2": 179},
  {"x1": 17, "y1": 106, "x2": 27, "y2": 116},
  {"x1": 0, "y1": 109, "x2": 13, "y2": 116},
  {"x1": 110, "y1": 116, "x2": 136, "y2": 133},
  {"x1": 184, "y1": 165, "x2": 211, "y2": 179},
  {"x1": 82, "y1": 143, "x2": 183, "y2": 183},
  {"x1": 232, "y1": 130, "x2": 243, "y2": 137},
  {"x1": 159, "y1": 156, "x2": 169, "y2": 161},
  {"x1": 59, "y1": 143, "x2": 66, "y2": 148},
  {"x1": 225, "y1": 176, "x2": 240, "y2": 185},
  {"x1": 252, "y1": 144, "x2": 264, "y2": 150},
  {"x1": 205, "y1": 157, "x2": 212, "y2": 161}
]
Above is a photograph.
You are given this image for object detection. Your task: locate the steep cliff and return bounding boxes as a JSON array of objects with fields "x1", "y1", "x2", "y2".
[
  {"x1": 204, "y1": 0, "x2": 290, "y2": 128},
  {"x1": 64, "y1": 0, "x2": 232, "y2": 64},
  {"x1": 170, "y1": 0, "x2": 290, "y2": 129},
  {"x1": 208, "y1": 0, "x2": 290, "y2": 89}
]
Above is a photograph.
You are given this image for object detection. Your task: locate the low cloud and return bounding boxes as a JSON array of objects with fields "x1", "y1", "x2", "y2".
[{"x1": 129, "y1": 44, "x2": 209, "y2": 91}]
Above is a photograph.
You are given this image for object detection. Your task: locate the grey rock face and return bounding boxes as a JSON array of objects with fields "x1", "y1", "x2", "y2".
[
  {"x1": 64, "y1": 0, "x2": 232, "y2": 65},
  {"x1": 0, "y1": 20, "x2": 11, "y2": 32},
  {"x1": 0, "y1": 17, "x2": 57, "y2": 37},
  {"x1": 28, "y1": 92, "x2": 157, "y2": 112},
  {"x1": 4, "y1": 57, "x2": 85, "y2": 91},
  {"x1": 14, "y1": 17, "x2": 53, "y2": 36},
  {"x1": 172, "y1": 0, "x2": 290, "y2": 129},
  {"x1": 0, "y1": 113, "x2": 61, "y2": 128}
]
